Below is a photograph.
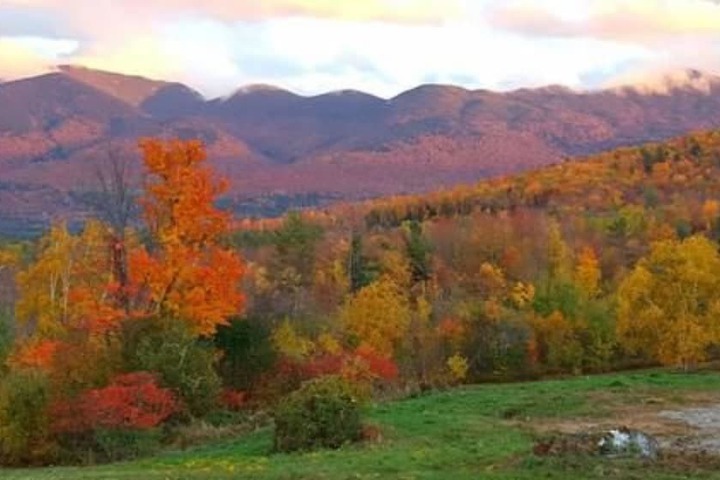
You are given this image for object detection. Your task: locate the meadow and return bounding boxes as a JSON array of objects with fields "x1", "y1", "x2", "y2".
[{"x1": 6, "y1": 369, "x2": 720, "y2": 480}]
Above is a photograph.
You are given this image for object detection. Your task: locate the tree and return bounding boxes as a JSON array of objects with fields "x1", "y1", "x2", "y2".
[
  {"x1": 617, "y1": 235, "x2": 720, "y2": 369},
  {"x1": 91, "y1": 146, "x2": 138, "y2": 312},
  {"x1": 348, "y1": 233, "x2": 375, "y2": 293},
  {"x1": 404, "y1": 220, "x2": 432, "y2": 286},
  {"x1": 546, "y1": 219, "x2": 571, "y2": 284},
  {"x1": 15, "y1": 221, "x2": 119, "y2": 338},
  {"x1": 273, "y1": 212, "x2": 323, "y2": 283},
  {"x1": 530, "y1": 311, "x2": 583, "y2": 372},
  {"x1": 340, "y1": 277, "x2": 411, "y2": 356},
  {"x1": 575, "y1": 246, "x2": 601, "y2": 298},
  {"x1": 129, "y1": 139, "x2": 245, "y2": 335}
]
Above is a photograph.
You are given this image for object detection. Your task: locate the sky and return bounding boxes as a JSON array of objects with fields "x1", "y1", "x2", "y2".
[{"x1": 0, "y1": 0, "x2": 719, "y2": 98}]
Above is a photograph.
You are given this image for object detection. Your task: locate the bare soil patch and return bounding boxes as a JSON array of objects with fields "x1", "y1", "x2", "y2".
[{"x1": 528, "y1": 392, "x2": 720, "y2": 456}]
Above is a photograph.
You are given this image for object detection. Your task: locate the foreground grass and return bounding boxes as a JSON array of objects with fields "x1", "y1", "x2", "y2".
[{"x1": 6, "y1": 370, "x2": 720, "y2": 480}]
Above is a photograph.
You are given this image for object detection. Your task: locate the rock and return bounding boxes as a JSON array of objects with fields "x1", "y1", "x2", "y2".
[
  {"x1": 598, "y1": 427, "x2": 659, "y2": 459},
  {"x1": 533, "y1": 427, "x2": 660, "y2": 460}
]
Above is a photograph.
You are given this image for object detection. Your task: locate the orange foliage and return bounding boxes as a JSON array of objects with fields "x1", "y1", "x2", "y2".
[
  {"x1": 9, "y1": 340, "x2": 60, "y2": 370},
  {"x1": 129, "y1": 139, "x2": 245, "y2": 335},
  {"x1": 139, "y1": 138, "x2": 229, "y2": 247}
]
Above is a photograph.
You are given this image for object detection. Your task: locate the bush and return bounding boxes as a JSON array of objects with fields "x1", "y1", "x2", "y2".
[
  {"x1": 123, "y1": 318, "x2": 222, "y2": 417},
  {"x1": 51, "y1": 372, "x2": 177, "y2": 465},
  {"x1": 214, "y1": 317, "x2": 276, "y2": 391},
  {"x1": 273, "y1": 376, "x2": 363, "y2": 453},
  {"x1": 0, "y1": 369, "x2": 57, "y2": 466},
  {"x1": 52, "y1": 372, "x2": 179, "y2": 434}
]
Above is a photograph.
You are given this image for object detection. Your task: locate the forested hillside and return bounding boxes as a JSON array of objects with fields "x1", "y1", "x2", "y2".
[{"x1": 1, "y1": 131, "x2": 720, "y2": 466}]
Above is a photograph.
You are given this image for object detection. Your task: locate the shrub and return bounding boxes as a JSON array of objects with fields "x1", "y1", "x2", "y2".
[
  {"x1": 274, "y1": 376, "x2": 363, "y2": 453},
  {"x1": 214, "y1": 317, "x2": 276, "y2": 391},
  {"x1": 52, "y1": 372, "x2": 179, "y2": 434},
  {"x1": 122, "y1": 318, "x2": 222, "y2": 417},
  {"x1": 0, "y1": 369, "x2": 57, "y2": 466},
  {"x1": 51, "y1": 372, "x2": 176, "y2": 465}
]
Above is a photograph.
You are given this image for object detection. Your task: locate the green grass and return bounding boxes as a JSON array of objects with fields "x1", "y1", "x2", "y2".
[{"x1": 6, "y1": 370, "x2": 720, "y2": 480}]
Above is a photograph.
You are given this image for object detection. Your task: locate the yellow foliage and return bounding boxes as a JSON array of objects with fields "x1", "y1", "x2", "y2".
[
  {"x1": 317, "y1": 333, "x2": 342, "y2": 356},
  {"x1": 15, "y1": 222, "x2": 113, "y2": 338},
  {"x1": 575, "y1": 246, "x2": 601, "y2": 298},
  {"x1": 530, "y1": 311, "x2": 583, "y2": 371},
  {"x1": 446, "y1": 353, "x2": 469, "y2": 382},
  {"x1": 617, "y1": 235, "x2": 720, "y2": 368},
  {"x1": 341, "y1": 278, "x2": 411, "y2": 356},
  {"x1": 478, "y1": 262, "x2": 506, "y2": 298},
  {"x1": 378, "y1": 250, "x2": 412, "y2": 292},
  {"x1": 271, "y1": 320, "x2": 314, "y2": 360},
  {"x1": 509, "y1": 282, "x2": 535, "y2": 309},
  {"x1": 0, "y1": 248, "x2": 19, "y2": 271},
  {"x1": 547, "y1": 220, "x2": 571, "y2": 282}
]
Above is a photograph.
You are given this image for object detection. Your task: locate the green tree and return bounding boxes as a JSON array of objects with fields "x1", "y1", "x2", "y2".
[
  {"x1": 348, "y1": 233, "x2": 376, "y2": 293},
  {"x1": 404, "y1": 220, "x2": 432, "y2": 286}
]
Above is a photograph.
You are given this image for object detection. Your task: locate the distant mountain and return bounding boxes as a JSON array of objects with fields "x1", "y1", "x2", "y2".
[{"x1": 1, "y1": 65, "x2": 720, "y2": 236}]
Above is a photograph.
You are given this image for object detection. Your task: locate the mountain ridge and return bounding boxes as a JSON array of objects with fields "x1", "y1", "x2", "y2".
[{"x1": 1, "y1": 65, "x2": 720, "y2": 236}]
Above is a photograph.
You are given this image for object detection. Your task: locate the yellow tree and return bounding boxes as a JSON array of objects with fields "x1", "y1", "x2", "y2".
[
  {"x1": 340, "y1": 277, "x2": 411, "y2": 356},
  {"x1": 574, "y1": 246, "x2": 601, "y2": 298},
  {"x1": 546, "y1": 219, "x2": 571, "y2": 283},
  {"x1": 617, "y1": 235, "x2": 720, "y2": 369},
  {"x1": 11, "y1": 221, "x2": 123, "y2": 380},
  {"x1": 15, "y1": 221, "x2": 116, "y2": 338}
]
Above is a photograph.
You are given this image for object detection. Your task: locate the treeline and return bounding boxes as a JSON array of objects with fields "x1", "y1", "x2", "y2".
[{"x1": 2, "y1": 131, "x2": 720, "y2": 466}]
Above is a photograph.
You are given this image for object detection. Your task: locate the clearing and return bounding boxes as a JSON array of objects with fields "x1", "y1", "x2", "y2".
[{"x1": 5, "y1": 369, "x2": 720, "y2": 480}]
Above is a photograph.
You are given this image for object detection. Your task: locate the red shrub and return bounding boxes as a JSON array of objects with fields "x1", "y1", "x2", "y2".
[
  {"x1": 303, "y1": 354, "x2": 344, "y2": 378},
  {"x1": 352, "y1": 344, "x2": 399, "y2": 381},
  {"x1": 52, "y1": 372, "x2": 178, "y2": 433}
]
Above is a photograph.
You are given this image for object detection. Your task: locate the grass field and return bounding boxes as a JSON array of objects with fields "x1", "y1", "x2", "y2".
[{"x1": 5, "y1": 370, "x2": 720, "y2": 480}]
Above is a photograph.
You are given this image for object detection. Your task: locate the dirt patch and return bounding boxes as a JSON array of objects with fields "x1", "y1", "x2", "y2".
[
  {"x1": 659, "y1": 405, "x2": 720, "y2": 454},
  {"x1": 533, "y1": 428, "x2": 659, "y2": 459},
  {"x1": 528, "y1": 399, "x2": 720, "y2": 456}
]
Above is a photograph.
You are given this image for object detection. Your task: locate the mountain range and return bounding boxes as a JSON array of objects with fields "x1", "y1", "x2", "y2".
[{"x1": 1, "y1": 65, "x2": 720, "y2": 235}]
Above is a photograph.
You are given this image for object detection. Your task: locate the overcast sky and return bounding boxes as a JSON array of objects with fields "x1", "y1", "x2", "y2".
[{"x1": 0, "y1": 0, "x2": 719, "y2": 98}]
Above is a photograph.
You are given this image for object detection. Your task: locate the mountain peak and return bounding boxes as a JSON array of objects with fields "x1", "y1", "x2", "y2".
[{"x1": 56, "y1": 64, "x2": 177, "y2": 107}]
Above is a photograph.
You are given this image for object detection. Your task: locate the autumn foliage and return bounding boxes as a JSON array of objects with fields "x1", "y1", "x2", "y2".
[
  {"x1": 5, "y1": 131, "x2": 720, "y2": 464},
  {"x1": 0, "y1": 139, "x2": 245, "y2": 466},
  {"x1": 130, "y1": 139, "x2": 245, "y2": 335},
  {"x1": 51, "y1": 372, "x2": 178, "y2": 434}
]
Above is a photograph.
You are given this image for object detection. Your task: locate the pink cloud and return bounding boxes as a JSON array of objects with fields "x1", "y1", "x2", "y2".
[
  {"x1": 5, "y1": 0, "x2": 459, "y2": 26},
  {"x1": 487, "y1": 0, "x2": 720, "y2": 42}
]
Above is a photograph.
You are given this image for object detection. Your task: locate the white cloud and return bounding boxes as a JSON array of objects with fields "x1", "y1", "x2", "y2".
[
  {"x1": 0, "y1": 0, "x2": 718, "y2": 95},
  {"x1": 0, "y1": 36, "x2": 77, "y2": 80}
]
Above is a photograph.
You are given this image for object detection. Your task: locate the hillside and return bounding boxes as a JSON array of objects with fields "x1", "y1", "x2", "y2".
[
  {"x1": 2, "y1": 66, "x2": 720, "y2": 235},
  {"x1": 5, "y1": 370, "x2": 720, "y2": 479},
  {"x1": 4, "y1": 128, "x2": 720, "y2": 476}
]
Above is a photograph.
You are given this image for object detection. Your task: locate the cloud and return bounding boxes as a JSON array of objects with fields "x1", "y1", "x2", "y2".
[
  {"x1": 487, "y1": 0, "x2": 720, "y2": 42},
  {"x1": 0, "y1": 36, "x2": 76, "y2": 80},
  {"x1": 1, "y1": 0, "x2": 460, "y2": 27},
  {"x1": 0, "y1": 0, "x2": 718, "y2": 97},
  {"x1": 605, "y1": 68, "x2": 720, "y2": 95}
]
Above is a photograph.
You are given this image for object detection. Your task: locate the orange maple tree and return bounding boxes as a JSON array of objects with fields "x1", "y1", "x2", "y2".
[{"x1": 129, "y1": 139, "x2": 245, "y2": 335}]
